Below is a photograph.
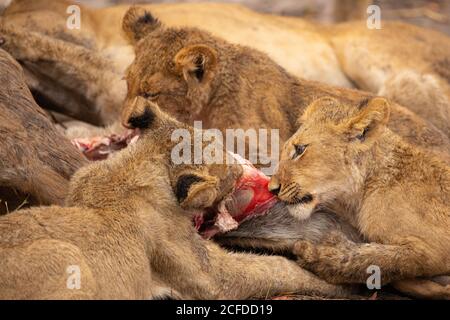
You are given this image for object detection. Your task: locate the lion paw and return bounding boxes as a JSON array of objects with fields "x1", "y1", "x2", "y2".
[
  {"x1": 293, "y1": 240, "x2": 319, "y2": 266},
  {"x1": 0, "y1": 27, "x2": 43, "y2": 61},
  {"x1": 293, "y1": 240, "x2": 352, "y2": 284}
]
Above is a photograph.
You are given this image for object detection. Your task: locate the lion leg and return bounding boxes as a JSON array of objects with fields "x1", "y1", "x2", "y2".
[
  {"x1": 0, "y1": 25, "x2": 125, "y2": 125},
  {"x1": 293, "y1": 236, "x2": 441, "y2": 286},
  {"x1": 393, "y1": 278, "x2": 450, "y2": 300},
  {"x1": 0, "y1": 240, "x2": 97, "y2": 300},
  {"x1": 206, "y1": 244, "x2": 351, "y2": 299}
]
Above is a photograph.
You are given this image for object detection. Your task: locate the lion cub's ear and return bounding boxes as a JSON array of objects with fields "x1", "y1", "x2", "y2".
[
  {"x1": 174, "y1": 45, "x2": 218, "y2": 115},
  {"x1": 175, "y1": 45, "x2": 218, "y2": 84},
  {"x1": 175, "y1": 173, "x2": 219, "y2": 210},
  {"x1": 122, "y1": 6, "x2": 162, "y2": 44},
  {"x1": 345, "y1": 97, "x2": 390, "y2": 143}
]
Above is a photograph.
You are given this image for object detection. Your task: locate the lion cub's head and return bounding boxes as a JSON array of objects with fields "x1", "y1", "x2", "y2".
[
  {"x1": 133, "y1": 99, "x2": 243, "y2": 212},
  {"x1": 121, "y1": 6, "x2": 226, "y2": 128},
  {"x1": 269, "y1": 97, "x2": 390, "y2": 220},
  {"x1": 68, "y1": 98, "x2": 243, "y2": 213}
]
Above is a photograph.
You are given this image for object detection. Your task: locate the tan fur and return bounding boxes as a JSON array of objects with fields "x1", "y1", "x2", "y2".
[
  {"x1": 269, "y1": 97, "x2": 450, "y2": 299},
  {"x1": 0, "y1": 101, "x2": 349, "y2": 300},
  {"x1": 326, "y1": 21, "x2": 450, "y2": 136},
  {"x1": 2, "y1": 0, "x2": 450, "y2": 138}
]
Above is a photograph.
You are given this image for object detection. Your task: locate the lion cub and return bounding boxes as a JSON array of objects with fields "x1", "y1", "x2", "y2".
[{"x1": 269, "y1": 97, "x2": 450, "y2": 292}]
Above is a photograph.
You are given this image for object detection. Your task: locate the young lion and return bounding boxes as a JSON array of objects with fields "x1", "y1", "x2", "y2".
[
  {"x1": 118, "y1": 7, "x2": 450, "y2": 161},
  {"x1": 0, "y1": 100, "x2": 349, "y2": 300},
  {"x1": 268, "y1": 97, "x2": 450, "y2": 298}
]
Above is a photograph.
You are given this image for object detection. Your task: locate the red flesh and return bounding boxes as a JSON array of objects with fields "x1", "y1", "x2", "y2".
[{"x1": 72, "y1": 133, "x2": 276, "y2": 239}]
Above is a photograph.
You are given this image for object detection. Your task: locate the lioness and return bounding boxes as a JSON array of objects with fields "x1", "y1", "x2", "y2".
[
  {"x1": 0, "y1": 100, "x2": 349, "y2": 300},
  {"x1": 1, "y1": 0, "x2": 450, "y2": 136},
  {"x1": 268, "y1": 96, "x2": 450, "y2": 299}
]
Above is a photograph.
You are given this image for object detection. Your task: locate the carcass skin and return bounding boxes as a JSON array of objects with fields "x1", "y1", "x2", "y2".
[
  {"x1": 0, "y1": 49, "x2": 87, "y2": 205},
  {"x1": 218, "y1": 204, "x2": 361, "y2": 253}
]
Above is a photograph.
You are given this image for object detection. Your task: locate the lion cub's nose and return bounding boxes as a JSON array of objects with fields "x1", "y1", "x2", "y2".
[{"x1": 268, "y1": 177, "x2": 281, "y2": 196}]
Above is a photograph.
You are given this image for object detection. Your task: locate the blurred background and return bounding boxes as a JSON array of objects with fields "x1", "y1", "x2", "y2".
[{"x1": 75, "y1": 0, "x2": 450, "y2": 35}]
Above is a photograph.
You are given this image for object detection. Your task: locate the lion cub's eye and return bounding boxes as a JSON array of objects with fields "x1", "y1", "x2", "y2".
[
  {"x1": 141, "y1": 92, "x2": 160, "y2": 100},
  {"x1": 292, "y1": 144, "x2": 308, "y2": 159}
]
